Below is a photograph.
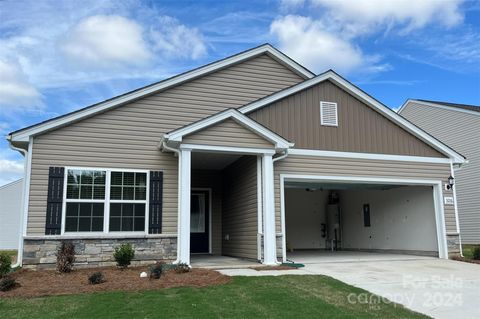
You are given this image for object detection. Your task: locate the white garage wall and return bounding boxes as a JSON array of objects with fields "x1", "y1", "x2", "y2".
[
  {"x1": 0, "y1": 179, "x2": 23, "y2": 250},
  {"x1": 340, "y1": 186, "x2": 438, "y2": 253},
  {"x1": 285, "y1": 188, "x2": 328, "y2": 249}
]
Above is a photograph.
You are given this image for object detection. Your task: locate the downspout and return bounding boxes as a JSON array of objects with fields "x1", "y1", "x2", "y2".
[
  {"x1": 160, "y1": 139, "x2": 182, "y2": 264},
  {"x1": 272, "y1": 149, "x2": 289, "y2": 163},
  {"x1": 271, "y1": 148, "x2": 289, "y2": 264},
  {"x1": 7, "y1": 138, "x2": 29, "y2": 268}
]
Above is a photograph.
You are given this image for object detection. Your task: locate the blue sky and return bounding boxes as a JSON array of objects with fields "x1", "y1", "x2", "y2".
[{"x1": 0, "y1": 0, "x2": 479, "y2": 185}]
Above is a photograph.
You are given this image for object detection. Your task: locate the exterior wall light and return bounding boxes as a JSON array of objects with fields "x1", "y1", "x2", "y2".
[{"x1": 446, "y1": 175, "x2": 455, "y2": 190}]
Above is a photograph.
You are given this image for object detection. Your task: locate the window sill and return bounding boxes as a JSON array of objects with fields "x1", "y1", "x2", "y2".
[{"x1": 24, "y1": 233, "x2": 178, "y2": 240}]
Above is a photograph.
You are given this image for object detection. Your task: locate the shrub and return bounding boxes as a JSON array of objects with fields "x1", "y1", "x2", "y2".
[
  {"x1": 174, "y1": 263, "x2": 190, "y2": 274},
  {"x1": 88, "y1": 272, "x2": 105, "y2": 285},
  {"x1": 149, "y1": 262, "x2": 164, "y2": 279},
  {"x1": 56, "y1": 241, "x2": 76, "y2": 273},
  {"x1": 0, "y1": 252, "x2": 12, "y2": 277},
  {"x1": 473, "y1": 246, "x2": 480, "y2": 260},
  {"x1": 0, "y1": 276, "x2": 17, "y2": 292},
  {"x1": 113, "y1": 243, "x2": 135, "y2": 268}
]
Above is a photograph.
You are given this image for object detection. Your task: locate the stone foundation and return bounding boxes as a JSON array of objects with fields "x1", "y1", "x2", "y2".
[
  {"x1": 23, "y1": 236, "x2": 177, "y2": 270},
  {"x1": 446, "y1": 233, "x2": 461, "y2": 257}
]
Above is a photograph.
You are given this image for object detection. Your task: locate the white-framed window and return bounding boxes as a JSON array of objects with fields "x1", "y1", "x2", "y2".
[
  {"x1": 62, "y1": 167, "x2": 149, "y2": 235},
  {"x1": 320, "y1": 101, "x2": 338, "y2": 126}
]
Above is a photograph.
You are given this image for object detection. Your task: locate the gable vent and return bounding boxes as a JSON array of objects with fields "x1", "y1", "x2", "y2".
[{"x1": 320, "y1": 101, "x2": 338, "y2": 126}]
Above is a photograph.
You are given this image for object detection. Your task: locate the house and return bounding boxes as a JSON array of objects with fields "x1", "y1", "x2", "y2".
[
  {"x1": 7, "y1": 44, "x2": 466, "y2": 269},
  {"x1": 0, "y1": 179, "x2": 23, "y2": 250},
  {"x1": 399, "y1": 99, "x2": 480, "y2": 244}
]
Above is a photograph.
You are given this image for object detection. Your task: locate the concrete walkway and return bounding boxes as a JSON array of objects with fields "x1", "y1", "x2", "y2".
[{"x1": 217, "y1": 257, "x2": 480, "y2": 319}]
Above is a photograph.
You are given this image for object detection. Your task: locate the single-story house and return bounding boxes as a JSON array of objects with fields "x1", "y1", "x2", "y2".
[
  {"x1": 0, "y1": 179, "x2": 23, "y2": 250},
  {"x1": 399, "y1": 99, "x2": 479, "y2": 244},
  {"x1": 7, "y1": 44, "x2": 466, "y2": 269}
]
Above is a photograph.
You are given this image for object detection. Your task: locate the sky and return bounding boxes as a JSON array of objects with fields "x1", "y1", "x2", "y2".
[{"x1": 0, "y1": 0, "x2": 479, "y2": 186}]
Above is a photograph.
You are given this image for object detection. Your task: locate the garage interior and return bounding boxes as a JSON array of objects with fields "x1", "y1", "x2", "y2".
[{"x1": 284, "y1": 181, "x2": 440, "y2": 261}]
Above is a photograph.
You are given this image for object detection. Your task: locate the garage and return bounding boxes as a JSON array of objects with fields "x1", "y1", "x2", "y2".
[{"x1": 282, "y1": 177, "x2": 446, "y2": 261}]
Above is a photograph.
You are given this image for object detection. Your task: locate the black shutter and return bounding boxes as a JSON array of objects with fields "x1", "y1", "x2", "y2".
[
  {"x1": 149, "y1": 171, "x2": 163, "y2": 234},
  {"x1": 45, "y1": 167, "x2": 65, "y2": 235}
]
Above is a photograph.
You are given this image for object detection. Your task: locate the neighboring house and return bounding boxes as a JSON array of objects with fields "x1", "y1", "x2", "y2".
[
  {"x1": 7, "y1": 44, "x2": 466, "y2": 269},
  {"x1": 399, "y1": 99, "x2": 480, "y2": 244},
  {"x1": 0, "y1": 179, "x2": 23, "y2": 250}
]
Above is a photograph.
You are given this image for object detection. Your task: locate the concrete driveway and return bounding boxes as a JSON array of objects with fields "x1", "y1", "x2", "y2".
[{"x1": 218, "y1": 254, "x2": 480, "y2": 319}]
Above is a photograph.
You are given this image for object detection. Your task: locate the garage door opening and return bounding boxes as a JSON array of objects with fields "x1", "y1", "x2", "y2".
[{"x1": 283, "y1": 181, "x2": 441, "y2": 261}]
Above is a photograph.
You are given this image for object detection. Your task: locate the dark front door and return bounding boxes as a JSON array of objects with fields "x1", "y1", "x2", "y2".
[{"x1": 190, "y1": 191, "x2": 209, "y2": 253}]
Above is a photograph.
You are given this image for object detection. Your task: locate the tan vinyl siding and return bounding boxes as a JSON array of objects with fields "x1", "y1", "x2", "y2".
[
  {"x1": 222, "y1": 156, "x2": 258, "y2": 259},
  {"x1": 273, "y1": 155, "x2": 457, "y2": 235},
  {"x1": 27, "y1": 53, "x2": 303, "y2": 236},
  {"x1": 401, "y1": 102, "x2": 480, "y2": 243},
  {"x1": 183, "y1": 118, "x2": 275, "y2": 149},
  {"x1": 249, "y1": 80, "x2": 443, "y2": 157},
  {"x1": 192, "y1": 170, "x2": 222, "y2": 254}
]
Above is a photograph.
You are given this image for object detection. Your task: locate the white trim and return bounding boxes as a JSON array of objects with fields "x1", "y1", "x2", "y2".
[
  {"x1": 450, "y1": 161, "x2": 463, "y2": 256},
  {"x1": 165, "y1": 109, "x2": 293, "y2": 149},
  {"x1": 280, "y1": 175, "x2": 287, "y2": 262},
  {"x1": 256, "y1": 156, "x2": 263, "y2": 261},
  {"x1": 239, "y1": 71, "x2": 465, "y2": 164},
  {"x1": 262, "y1": 154, "x2": 278, "y2": 265},
  {"x1": 9, "y1": 44, "x2": 313, "y2": 143},
  {"x1": 288, "y1": 148, "x2": 452, "y2": 164},
  {"x1": 279, "y1": 174, "x2": 449, "y2": 259},
  {"x1": 23, "y1": 138, "x2": 33, "y2": 238},
  {"x1": 398, "y1": 99, "x2": 480, "y2": 117},
  {"x1": 180, "y1": 144, "x2": 276, "y2": 155},
  {"x1": 178, "y1": 149, "x2": 192, "y2": 264},
  {"x1": 320, "y1": 101, "x2": 338, "y2": 127},
  {"x1": 191, "y1": 188, "x2": 213, "y2": 254},
  {"x1": 60, "y1": 167, "x2": 149, "y2": 236},
  {"x1": 24, "y1": 234, "x2": 177, "y2": 240}
]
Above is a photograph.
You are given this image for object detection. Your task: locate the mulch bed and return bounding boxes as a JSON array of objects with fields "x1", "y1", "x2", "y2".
[
  {"x1": 251, "y1": 265, "x2": 297, "y2": 271},
  {"x1": 0, "y1": 266, "x2": 231, "y2": 298},
  {"x1": 452, "y1": 256, "x2": 480, "y2": 264}
]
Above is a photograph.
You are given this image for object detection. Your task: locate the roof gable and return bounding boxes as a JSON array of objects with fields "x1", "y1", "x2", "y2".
[
  {"x1": 239, "y1": 71, "x2": 465, "y2": 163},
  {"x1": 399, "y1": 99, "x2": 480, "y2": 117},
  {"x1": 8, "y1": 44, "x2": 314, "y2": 143}
]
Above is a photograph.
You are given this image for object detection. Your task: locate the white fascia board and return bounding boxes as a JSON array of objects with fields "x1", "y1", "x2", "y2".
[
  {"x1": 398, "y1": 99, "x2": 480, "y2": 117},
  {"x1": 9, "y1": 44, "x2": 313, "y2": 143},
  {"x1": 288, "y1": 149, "x2": 452, "y2": 164},
  {"x1": 180, "y1": 143, "x2": 276, "y2": 155},
  {"x1": 239, "y1": 71, "x2": 465, "y2": 164},
  {"x1": 166, "y1": 109, "x2": 293, "y2": 149}
]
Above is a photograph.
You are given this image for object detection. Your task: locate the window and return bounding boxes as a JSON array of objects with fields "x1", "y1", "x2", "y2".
[
  {"x1": 109, "y1": 171, "x2": 147, "y2": 232},
  {"x1": 190, "y1": 193, "x2": 206, "y2": 233},
  {"x1": 320, "y1": 101, "x2": 338, "y2": 126},
  {"x1": 363, "y1": 204, "x2": 371, "y2": 227},
  {"x1": 63, "y1": 168, "x2": 148, "y2": 234}
]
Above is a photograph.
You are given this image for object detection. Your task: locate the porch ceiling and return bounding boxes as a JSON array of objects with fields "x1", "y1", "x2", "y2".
[{"x1": 192, "y1": 152, "x2": 242, "y2": 170}]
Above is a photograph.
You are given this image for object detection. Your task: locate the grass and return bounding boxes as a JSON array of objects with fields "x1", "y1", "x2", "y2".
[
  {"x1": 0, "y1": 275, "x2": 427, "y2": 319},
  {"x1": 462, "y1": 245, "x2": 480, "y2": 260}
]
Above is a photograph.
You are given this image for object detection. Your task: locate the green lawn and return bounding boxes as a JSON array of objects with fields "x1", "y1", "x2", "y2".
[{"x1": 0, "y1": 275, "x2": 427, "y2": 319}]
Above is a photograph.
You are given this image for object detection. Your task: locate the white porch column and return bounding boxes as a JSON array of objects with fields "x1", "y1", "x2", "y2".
[
  {"x1": 262, "y1": 154, "x2": 277, "y2": 265},
  {"x1": 178, "y1": 148, "x2": 191, "y2": 265}
]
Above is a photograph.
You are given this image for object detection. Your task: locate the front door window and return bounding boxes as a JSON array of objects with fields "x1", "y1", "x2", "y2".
[{"x1": 190, "y1": 194, "x2": 205, "y2": 233}]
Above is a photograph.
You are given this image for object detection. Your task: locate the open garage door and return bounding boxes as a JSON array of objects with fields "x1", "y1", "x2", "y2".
[{"x1": 282, "y1": 178, "x2": 447, "y2": 261}]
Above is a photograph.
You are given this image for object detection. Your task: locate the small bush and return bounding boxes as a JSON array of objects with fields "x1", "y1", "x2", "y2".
[
  {"x1": 88, "y1": 272, "x2": 105, "y2": 285},
  {"x1": 473, "y1": 246, "x2": 480, "y2": 260},
  {"x1": 149, "y1": 262, "x2": 164, "y2": 279},
  {"x1": 113, "y1": 243, "x2": 135, "y2": 268},
  {"x1": 0, "y1": 253, "x2": 12, "y2": 277},
  {"x1": 174, "y1": 263, "x2": 190, "y2": 274},
  {"x1": 0, "y1": 276, "x2": 17, "y2": 292},
  {"x1": 56, "y1": 241, "x2": 76, "y2": 273}
]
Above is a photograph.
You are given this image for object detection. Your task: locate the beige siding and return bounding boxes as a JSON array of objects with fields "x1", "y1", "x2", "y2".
[
  {"x1": 273, "y1": 155, "x2": 457, "y2": 237},
  {"x1": 249, "y1": 80, "x2": 443, "y2": 157},
  {"x1": 191, "y1": 170, "x2": 222, "y2": 254},
  {"x1": 183, "y1": 118, "x2": 274, "y2": 148},
  {"x1": 27, "y1": 54, "x2": 304, "y2": 235},
  {"x1": 222, "y1": 156, "x2": 258, "y2": 259},
  {"x1": 401, "y1": 102, "x2": 480, "y2": 243}
]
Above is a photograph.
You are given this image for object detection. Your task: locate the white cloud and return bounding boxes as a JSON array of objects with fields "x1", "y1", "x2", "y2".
[
  {"x1": 0, "y1": 159, "x2": 24, "y2": 186},
  {"x1": 0, "y1": 59, "x2": 43, "y2": 112},
  {"x1": 150, "y1": 16, "x2": 207, "y2": 60},
  {"x1": 61, "y1": 15, "x2": 151, "y2": 67},
  {"x1": 270, "y1": 15, "x2": 389, "y2": 74},
  {"x1": 309, "y1": 0, "x2": 464, "y2": 37}
]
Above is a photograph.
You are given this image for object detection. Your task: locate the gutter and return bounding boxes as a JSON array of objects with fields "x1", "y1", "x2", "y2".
[
  {"x1": 7, "y1": 137, "x2": 29, "y2": 268},
  {"x1": 273, "y1": 149, "x2": 289, "y2": 163}
]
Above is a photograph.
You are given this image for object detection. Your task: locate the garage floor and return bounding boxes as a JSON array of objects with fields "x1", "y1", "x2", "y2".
[{"x1": 286, "y1": 250, "x2": 436, "y2": 264}]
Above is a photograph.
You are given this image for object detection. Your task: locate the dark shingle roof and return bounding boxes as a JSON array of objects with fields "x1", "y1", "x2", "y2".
[{"x1": 417, "y1": 99, "x2": 480, "y2": 113}]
